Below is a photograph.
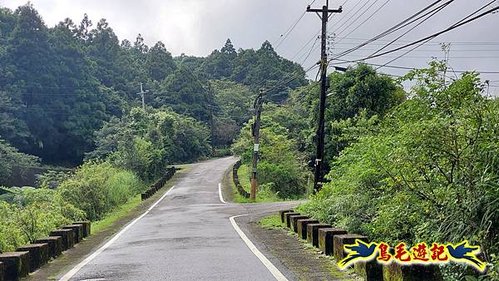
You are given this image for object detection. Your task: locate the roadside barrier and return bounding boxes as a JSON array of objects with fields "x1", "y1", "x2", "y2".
[
  {"x1": 232, "y1": 160, "x2": 250, "y2": 198},
  {"x1": 0, "y1": 220, "x2": 90, "y2": 281},
  {"x1": 278, "y1": 210, "x2": 443, "y2": 281},
  {"x1": 141, "y1": 167, "x2": 176, "y2": 201}
]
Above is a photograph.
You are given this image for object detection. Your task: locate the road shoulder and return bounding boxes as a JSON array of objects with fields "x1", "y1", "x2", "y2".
[
  {"x1": 25, "y1": 168, "x2": 188, "y2": 281},
  {"x1": 237, "y1": 211, "x2": 362, "y2": 281}
]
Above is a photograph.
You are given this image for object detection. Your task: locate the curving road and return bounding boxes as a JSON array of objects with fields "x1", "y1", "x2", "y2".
[{"x1": 59, "y1": 157, "x2": 299, "y2": 281}]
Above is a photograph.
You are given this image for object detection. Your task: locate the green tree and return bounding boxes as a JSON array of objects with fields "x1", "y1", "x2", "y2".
[
  {"x1": 146, "y1": 41, "x2": 176, "y2": 82},
  {"x1": 156, "y1": 66, "x2": 217, "y2": 123}
]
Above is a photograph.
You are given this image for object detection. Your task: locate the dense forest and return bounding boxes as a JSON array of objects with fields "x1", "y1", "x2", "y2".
[{"x1": 0, "y1": 4, "x2": 306, "y2": 168}]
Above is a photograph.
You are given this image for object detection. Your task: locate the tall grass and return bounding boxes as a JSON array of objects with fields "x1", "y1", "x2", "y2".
[{"x1": 58, "y1": 161, "x2": 143, "y2": 221}]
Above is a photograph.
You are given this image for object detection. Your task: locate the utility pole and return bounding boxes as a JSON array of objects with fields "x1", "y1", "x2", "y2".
[
  {"x1": 250, "y1": 89, "x2": 264, "y2": 201},
  {"x1": 136, "y1": 83, "x2": 149, "y2": 110},
  {"x1": 307, "y1": 1, "x2": 342, "y2": 193}
]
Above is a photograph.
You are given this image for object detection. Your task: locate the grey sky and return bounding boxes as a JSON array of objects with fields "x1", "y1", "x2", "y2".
[{"x1": 1, "y1": 0, "x2": 499, "y2": 95}]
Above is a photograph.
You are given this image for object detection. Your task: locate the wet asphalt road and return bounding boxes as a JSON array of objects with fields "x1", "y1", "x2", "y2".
[{"x1": 63, "y1": 157, "x2": 300, "y2": 281}]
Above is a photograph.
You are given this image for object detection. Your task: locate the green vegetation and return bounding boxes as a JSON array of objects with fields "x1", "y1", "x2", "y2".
[
  {"x1": 0, "y1": 188, "x2": 84, "y2": 252},
  {"x1": 229, "y1": 164, "x2": 280, "y2": 203},
  {"x1": 232, "y1": 106, "x2": 311, "y2": 200},
  {"x1": 299, "y1": 62, "x2": 499, "y2": 279},
  {"x1": 0, "y1": 140, "x2": 39, "y2": 185},
  {"x1": 258, "y1": 214, "x2": 284, "y2": 230},
  {"x1": 91, "y1": 194, "x2": 142, "y2": 234},
  {"x1": 0, "y1": 3, "x2": 308, "y2": 254},
  {"x1": 57, "y1": 162, "x2": 143, "y2": 221},
  {"x1": 0, "y1": 4, "x2": 306, "y2": 168}
]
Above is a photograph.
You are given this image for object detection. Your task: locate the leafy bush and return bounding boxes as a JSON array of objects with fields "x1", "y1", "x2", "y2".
[
  {"x1": 58, "y1": 161, "x2": 143, "y2": 221},
  {"x1": 89, "y1": 107, "x2": 210, "y2": 181},
  {"x1": 0, "y1": 188, "x2": 84, "y2": 252},
  {"x1": 0, "y1": 201, "x2": 26, "y2": 252},
  {"x1": 301, "y1": 64, "x2": 499, "y2": 278},
  {"x1": 233, "y1": 118, "x2": 307, "y2": 198}
]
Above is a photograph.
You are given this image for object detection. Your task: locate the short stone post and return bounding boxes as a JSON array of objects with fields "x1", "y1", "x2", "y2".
[
  {"x1": 284, "y1": 212, "x2": 300, "y2": 228},
  {"x1": 307, "y1": 223, "x2": 331, "y2": 247},
  {"x1": 36, "y1": 237, "x2": 63, "y2": 259},
  {"x1": 296, "y1": 219, "x2": 319, "y2": 240},
  {"x1": 50, "y1": 229, "x2": 75, "y2": 250},
  {"x1": 290, "y1": 215, "x2": 309, "y2": 233},
  {"x1": 16, "y1": 243, "x2": 49, "y2": 272},
  {"x1": 63, "y1": 224, "x2": 84, "y2": 243},
  {"x1": 0, "y1": 252, "x2": 30, "y2": 280},
  {"x1": 279, "y1": 210, "x2": 294, "y2": 223},
  {"x1": 74, "y1": 221, "x2": 91, "y2": 237},
  {"x1": 318, "y1": 228, "x2": 347, "y2": 255}
]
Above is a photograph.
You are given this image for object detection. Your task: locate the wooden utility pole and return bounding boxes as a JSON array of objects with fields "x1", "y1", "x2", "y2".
[
  {"x1": 250, "y1": 89, "x2": 264, "y2": 201},
  {"x1": 307, "y1": 1, "x2": 342, "y2": 192},
  {"x1": 136, "y1": 83, "x2": 149, "y2": 110}
]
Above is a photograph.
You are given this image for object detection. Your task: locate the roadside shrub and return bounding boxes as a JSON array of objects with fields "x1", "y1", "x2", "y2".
[
  {"x1": 0, "y1": 188, "x2": 84, "y2": 252},
  {"x1": 0, "y1": 201, "x2": 26, "y2": 252},
  {"x1": 258, "y1": 162, "x2": 305, "y2": 199},
  {"x1": 233, "y1": 120, "x2": 308, "y2": 199},
  {"x1": 300, "y1": 67, "x2": 499, "y2": 278},
  {"x1": 58, "y1": 161, "x2": 143, "y2": 221}
]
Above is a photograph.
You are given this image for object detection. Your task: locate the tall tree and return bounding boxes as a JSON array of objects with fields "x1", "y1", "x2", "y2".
[
  {"x1": 156, "y1": 66, "x2": 217, "y2": 123},
  {"x1": 146, "y1": 41, "x2": 176, "y2": 82}
]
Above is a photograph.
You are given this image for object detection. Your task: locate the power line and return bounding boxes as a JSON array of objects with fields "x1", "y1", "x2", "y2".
[
  {"x1": 330, "y1": 0, "x2": 448, "y2": 60},
  {"x1": 368, "y1": 0, "x2": 455, "y2": 58},
  {"x1": 330, "y1": 58, "x2": 499, "y2": 74},
  {"x1": 299, "y1": 35, "x2": 321, "y2": 64},
  {"x1": 275, "y1": 12, "x2": 307, "y2": 50},
  {"x1": 329, "y1": 0, "x2": 364, "y2": 30},
  {"x1": 290, "y1": 29, "x2": 321, "y2": 61},
  {"x1": 334, "y1": 0, "x2": 391, "y2": 43},
  {"x1": 330, "y1": 37, "x2": 499, "y2": 45},
  {"x1": 274, "y1": 0, "x2": 318, "y2": 50},
  {"x1": 355, "y1": 4, "x2": 499, "y2": 62},
  {"x1": 369, "y1": 0, "x2": 497, "y2": 69},
  {"x1": 334, "y1": 0, "x2": 376, "y2": 33}
]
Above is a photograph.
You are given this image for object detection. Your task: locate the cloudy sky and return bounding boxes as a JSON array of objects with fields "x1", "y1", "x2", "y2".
[{"x1": 2, "y1": 0, "x2": 499, "y2": 95}]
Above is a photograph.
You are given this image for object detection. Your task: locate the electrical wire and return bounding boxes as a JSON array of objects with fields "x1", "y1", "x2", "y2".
[
  {"x1": 368, "y1": 0, "x2": 455, "y2": 58},
  {"x1": 290, "y1": 29, "x2": 321, "y2": 61},
  {"x1": 329, "y1": 0, "x2": 365, "y2": 30},
  {"x1": 274, "y1": 0, "x2": 318, "y2": 50},
  {"x1": 334, "y1": 0, "x2": 391, "y2": 43},
  {"x1": 330, "y1": 58, "x2": 499, "y2": 74},
  {"x1": 330, "y1": 0, "x2": 447, "y2": 60},
  {"x1": 355, "y1": 4, "x2": 499, "y2": 62},
  {"x1": 299, "y1": 36, "x2": 321, "y2": 65},
  {"x1": 334, "y1": 0, "x2": 376, "y2": 33},
  {"x1": 275, "y1": 12, "x2": 307, "y2": 50}
]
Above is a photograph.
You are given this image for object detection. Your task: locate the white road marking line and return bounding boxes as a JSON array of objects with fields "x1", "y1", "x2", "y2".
[
  {"x1": 59, "y1": 185, "x2": 177, "y2": 281},
  {"x1": 218, "y1": 182, "x2": 227, "y2": 204},
  {"x1": 229, "y1": 215, "x2": 289, "y2": 281}
]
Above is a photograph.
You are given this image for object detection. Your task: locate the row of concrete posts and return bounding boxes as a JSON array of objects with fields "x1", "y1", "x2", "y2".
[{"x1": 279, "y1": 210, "x2": 443, "y2": 281}]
